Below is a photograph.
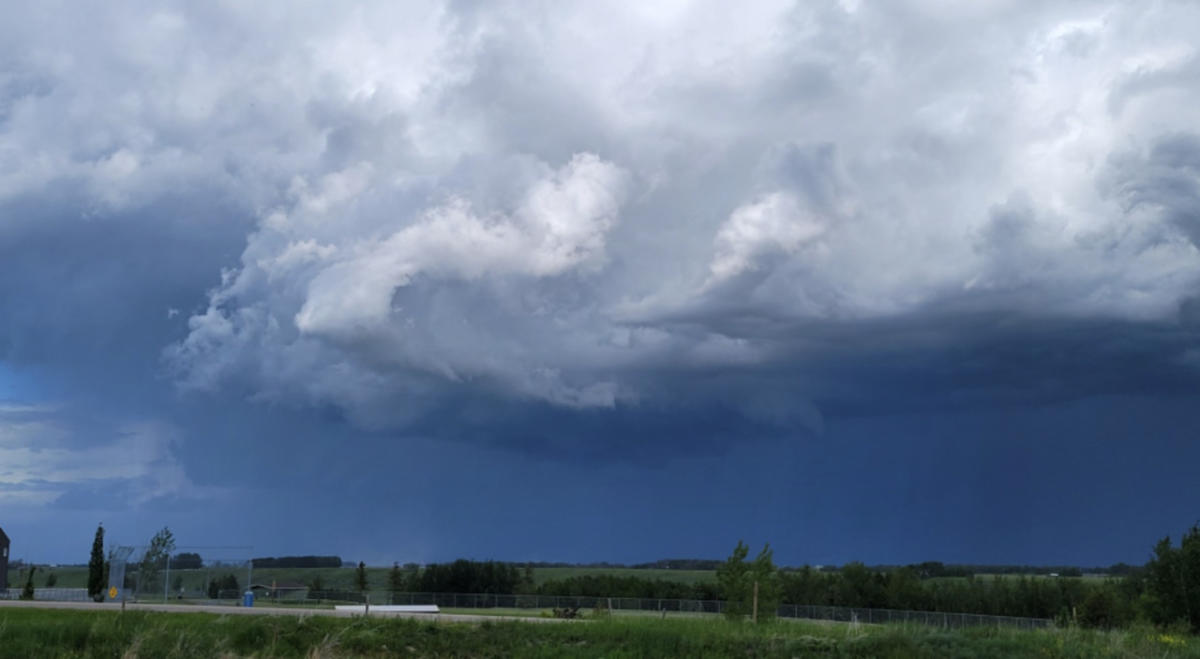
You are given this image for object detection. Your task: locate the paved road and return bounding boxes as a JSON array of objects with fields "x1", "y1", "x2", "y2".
[{"x1": 0, "y1": 599, "x2": 572, "y2": 624}]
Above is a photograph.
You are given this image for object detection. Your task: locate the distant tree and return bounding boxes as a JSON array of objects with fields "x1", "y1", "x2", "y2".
[
  {"x1": 251, "y1": 556, "x2": 344, "y2": 568},
  {"x1": 402, "y1": 563, "x2": 421, "y2": 591},
  {"x1": 20, "y1": 566, "x2": 36, "y2": 600},
  {"x1": 45, "y1": 572, "x2": 57, "y2": 588},
  {"x1": 716, "y1": 541, "x2": 779, "y2": 622},
  {"x1": 356, "y1": 561, "x2": 369, "y2": 593},
  {"x1": 208, "y1": 573, "x2": 241, "y2": 599},
  {"x1": 717, "y1": 541, "x2": 751, "y2": 620},
  {"x1": 1078, "y1": 583, "x2": 1134, "y2": 629},
  {"x1": 138, "y1": 527, "x2": 176, "y2": 593},
  {"x1": 523, "y1": 564, "x2": 536, "y2": 591},
  {"x1": 413, "y1": 560, "x2": 523, "y2": 595},
  {"x1": 749, "y1": 544, "x2": 781, "y2": 622},
  {"x1": 309, "y1": 576, "x2": 325, "y2": 593},
  {"x1": 1108, "y1": 562, "x2": 1137, "y2": 577},
  {"x1": 883, "y1": 567, "x2": 924, "y2": 610},
  {"x1": 837, "y1": 562, "x2": 885, "y2": 608},
  {"x1": 170, "y1": 552, "x2": 203, "y2": 570},
  {"x1": 389, "y1": 562, "x2": 404, "y2": 593},
  {"x1": 87, "y1": 523, "x2": 105, "y2": 601}
]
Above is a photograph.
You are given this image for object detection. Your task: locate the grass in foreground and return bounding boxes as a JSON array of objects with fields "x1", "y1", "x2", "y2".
[{"x1": 1, "y1": 608, "x2": 1200, "y2": 658}]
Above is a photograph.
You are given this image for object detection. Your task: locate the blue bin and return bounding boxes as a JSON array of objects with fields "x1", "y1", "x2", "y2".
[{"x1": 243, "y1": 591, "x2": 254, "y2": 607}]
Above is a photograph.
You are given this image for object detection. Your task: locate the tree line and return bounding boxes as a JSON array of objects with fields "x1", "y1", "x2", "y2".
[
  {"x1": 381, "y1": 528, "x2": 1199, "y2": 632},
  {"x1": 76, "y1": 522, "x2": 1200, "y2": 631},
  {"x1": 385, "y1": 560, "x2": 529, "y2": 595},
  {"x1": 251, "y1": 556, "x2": 344, "y2": 569}
]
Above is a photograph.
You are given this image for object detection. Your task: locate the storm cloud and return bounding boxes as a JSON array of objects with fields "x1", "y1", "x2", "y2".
[
  {"x1": 152, "y1": 0, "x2": 1200, "y2": 442},
  {"x1": 2, "y1": 0, "x2": 1199, "y2": 563}
]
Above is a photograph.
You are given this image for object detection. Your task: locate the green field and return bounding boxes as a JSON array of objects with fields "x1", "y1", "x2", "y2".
[
  {"x1": 6, "y1": 565, "x2": 716, "y2": 594},
  {"x1": 972, "y1": 573, "x2": 1113, "y2": 582},
  {"x1": 528, "y1": 566, "x2": 714, "y2": 585},
  {"x1": 14, "y1": 566, "x2": 1128, "y2": 594},
  {"x1": 1, "y1": 606, "x2": 1198, "y2": 658},
  {"x1": 7, "y1": 566, "x2": 89, "y2": 589}
]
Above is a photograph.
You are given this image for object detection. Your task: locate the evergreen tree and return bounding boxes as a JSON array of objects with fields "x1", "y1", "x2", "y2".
[
  {"x1": 87, "y1": 523, "x2": 105, "y2": 601},
  {"x1": 716, "y1": 540, "x2": 751, "y2": 620},
  {"x1": 749, "y1": 543, "x2": 781, "y2": 622},
  {"x1": 389, "y1": 562, "x2": 404, "y2": 593},
  {"x1": 356, "y1": 561, "x2": 369, "y2": 593},
  {"x1": 523, "y1": 563, "x2": 536, "y2": 592},
  {"x1": 20, "y1": 566, "x2": 36, "y2": 600},
  {"x1": 208, "y1": 573, "x2": 240, "y2": 598}
]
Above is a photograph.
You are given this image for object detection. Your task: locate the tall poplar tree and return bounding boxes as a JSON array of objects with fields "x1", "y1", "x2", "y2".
[
  {"x1": 87, "y1": 524, "x2": 105, "y2": 601},
  {"x1": 355, "y1": 561, "x2": 370, "y2": 593},
  {"x1": 716, "y1": 540, "x2": 780, "y2": 622}
]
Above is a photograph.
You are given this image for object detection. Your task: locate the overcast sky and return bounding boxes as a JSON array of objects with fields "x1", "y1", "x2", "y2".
[{"x1": 3, "y1": 0, "x2": 1200, "y2": 567}]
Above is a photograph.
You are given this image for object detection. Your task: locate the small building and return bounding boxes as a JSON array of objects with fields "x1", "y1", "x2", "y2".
[
  {"x1": 249, "y1": 581, "x2": 309, "y2": 601},
  {"x1": 0, "y1": 526, "x2": 9, "y2": 590}
]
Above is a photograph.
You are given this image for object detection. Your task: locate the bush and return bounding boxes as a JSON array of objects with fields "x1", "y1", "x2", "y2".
[{"x1": 1079, "y1": 586, "x2": 1125, "y2": 629}]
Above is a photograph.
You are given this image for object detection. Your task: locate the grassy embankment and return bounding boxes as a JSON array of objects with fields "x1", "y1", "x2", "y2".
[{"x1": 1, "y1": 607, "x2": 1199, "y2": 658}]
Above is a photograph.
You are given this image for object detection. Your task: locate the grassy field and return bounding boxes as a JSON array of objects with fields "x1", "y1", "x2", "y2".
[
  {"x1": 13, "y1": 566, "x2": 1126, "y2": 594},
  {"x1": 5, "y1": 566, "x2": 423, "y2": 594},
  {"x1": 1, "y1": 606, "x2": 1199, "y2": 658},
  {"x1": 6, "y1": 565, "x2": 716, "y2": 593},
  {"x1": 973, "y1": 573, "x2": 1113, "y2": 582},
  {"x1": 528, "y1": 567, "x2": 714, "y2": 585}
]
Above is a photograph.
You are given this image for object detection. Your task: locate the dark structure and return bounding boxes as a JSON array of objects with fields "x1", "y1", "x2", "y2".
[{"x1": 0, "y1": 526, "x2": 8, "y2": 590}]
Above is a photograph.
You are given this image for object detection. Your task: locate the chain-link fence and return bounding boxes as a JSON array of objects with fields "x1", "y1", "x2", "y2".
[
  {"x1": 175, "y1": 589, "x2": 1051, "y2": 629},
  {"x1": 2, "y1": 581, "x2": 1052, "y2": 629},
  {"x1": 108, "y1": 545, "x2": 254, "y2": 603},
  {"x1": 369, "y1": 593, "x2": 1050, "y2": 629},
  {"x1": 2, "y1": 588, "x2": 91, "y2": 601}
]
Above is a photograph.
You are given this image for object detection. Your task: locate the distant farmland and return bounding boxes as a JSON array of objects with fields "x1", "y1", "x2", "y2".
[
  {"x1": 530, "y1": 567, "x2": 714, "y2": 585},
  {"x1": 10, "y1": 565, "x2": 1115, "y2": 594},
  {"x1": 6, "y1": 564, "x2": 716, "y2": 595}
]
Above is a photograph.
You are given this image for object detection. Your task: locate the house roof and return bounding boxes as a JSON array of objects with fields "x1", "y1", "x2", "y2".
[{"x1": 249, "y1": 582, "x2": 307, "y2": 590}]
